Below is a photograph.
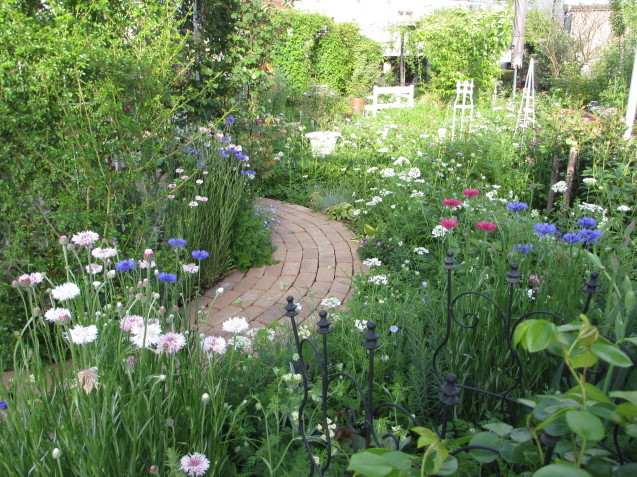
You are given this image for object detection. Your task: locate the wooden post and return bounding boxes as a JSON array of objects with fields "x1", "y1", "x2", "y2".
[
  {"x1": 546, "y1": 153, "x2": 561, "y2": 212},
  {"x1": 563, "y1": 143, "x2": 579, "y2": 209}
]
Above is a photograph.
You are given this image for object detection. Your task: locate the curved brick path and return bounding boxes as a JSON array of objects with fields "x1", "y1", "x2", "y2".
[{"x1": 195, "y1": 199, "x2": 362, "y2": 335}]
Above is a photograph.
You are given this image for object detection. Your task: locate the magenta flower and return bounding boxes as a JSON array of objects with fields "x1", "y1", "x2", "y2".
[
  {"x1": 462, "y1": 189, "x2": 480, "y2": 197},
  {"x1": 476, "y1": 221, "x2": 497, "y2": 231},
  {"x1": 440, "y1": 219, "x2": 458, "y2": 229},
  {"x1": 443, "y1": 199, "x2": 462, "y2": 207}
]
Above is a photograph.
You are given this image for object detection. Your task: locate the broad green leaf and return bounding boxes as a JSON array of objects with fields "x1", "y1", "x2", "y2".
[
  {"x1": 615, "y1": 402, "x2": 637, "y2": 418},
  {"x1": 557, "y1": 323, "x2": 582, "y2": 332},
  {"x1": 585, "y1": 251, "x2": 603, "y2": 270},
  {"x1": 510, "y1": 427, "x2": 533, "y2": 443},
  {"x1": 513, "y1": 319, "x2": 535, "y2": 348},
  {"x1": 468, "y1": 432, "x2": 500, "y2": 463},
  {"x1": 619, "y1": 337, "x2": 637, "y2": 345},
  {"x1": 517, "y1": 398, "x2": 537, "y2": 408},
  {"x1": 482, "y1": 422, "x2": 513, "y2": 437},
  {"x1": 570, "y1": 349, "x2": 599, "y2": 369},
  {"x1": 565, "y1": 410, "x2": 604, "y2": 441},
  {"x1": 616, "y1": 463, "x2": 637, "y2": 477},
  {"x1": 423, "y1": 446, "x2": 447, "y2": 475},
  {"x1": 565, "y1": 383, "x2": 611, "y2": 404},
  {"x1": 525, "y1": 320, "x2": 556, "y2": 352},
  {"x1": 625, "y1": 424, "x2": 637, "y2": 438},
  {"x1": 347, "y1": 451, "x2": 396, "y2": 477},
  {"x1": 609, "y1": 391, "x2": 637, "y2": 407},
  {"x1": 588, "y1": 403, "x2": 622, "y2": 424},
  {"x1": 590, "y1": 343, "x2": 632, "y2": 367},
  {"x1": 436, "y1": 456, "x2": 458, "y2": 476},
  {"x1": 533, "y1": 464, "x2": 592, "y2": 477},
  {"x1": 413, "y1": 427, "x2": 437, "y2": 447},
  {"x1": 499, "y1": 440, "x2": 527, "y2": 464}
]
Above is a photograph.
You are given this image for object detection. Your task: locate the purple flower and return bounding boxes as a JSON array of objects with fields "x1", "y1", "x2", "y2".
[
  {"x1": 534, "y1": 223, "x2": 557, "y2": 237},
  {"x1": 192, "y1": 250, "x2": 209, "y2": 260},
  {"x1": 513, "y1": 243, "x2": 534, "y2": 254},
  {"x1": 157, "y1": 272, "x2": 178, "y2": 283},
  {"x1": 225, "y1": 115, "x2": 236, "y2": 125},
  {"x1": 115, "y1": 259, "x2": 136, "y2": 272},
  {"x1": 390, "y1": 325, "x2": 399, "y2": 333},
  {"x1": 0, "y1": 401, "x2": 7, "y2": 410},
  {"x1": 240, "y1": 170, "x2": 256, "y2": 176},
  {"x1": 183, "y1": 147, "x2": 198, "y2": 155},
  {"x1": 577, "y1": 217, "x2": 597, "y2": 228},
  {"x1": 219, "y1": 149, "x2": 230, "y2": 158},
  {"x1": 235, "y1": 152, "x2": 248, "y2": 161},
  {"x1": 221, "y1": 136, "x2": 231, "y2": 143},
  {"x1": 456, "y1": 152, "x2": 463, "y2": 156},
  {"x1": 507, "y1": 202, "x2": 529, "y2": 214},
  {"x1": 562, "y1": 233, "x2": 582, "y2": 244},
  {"x1": 168, "y1": 238, "x2": 187, "y2": 248},
  {"x1": 579, "y1": 228, "x2": 602, "y2": 245},
  {"x1": 196, "y1": 162, "x2": 205, "y2": 167}
]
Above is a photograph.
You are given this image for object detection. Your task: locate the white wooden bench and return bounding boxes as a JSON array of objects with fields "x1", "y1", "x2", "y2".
[{"x1": 364, "y1": 85, "x2": 415, "y2": 117}]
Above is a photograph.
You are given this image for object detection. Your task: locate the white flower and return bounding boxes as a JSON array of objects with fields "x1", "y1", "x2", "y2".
[
  {"x1": 44, "y1": 307, "x2": 72, "y2": 323},
  {"x1": 51, "y1": 282, "x2": 81, "y2": 301},
  {"x1": 393, "y1": 156, "x2": 410, "y2": 166},
  {"x1": 413, "y1": 247, "x2": 429, "y2": 255},
  {"x1": 432, "y1": 225, "x2": 449, "y2": 238},
  {"x1": 68, "y1": 324, "x2": 98, "y2": 345},
  {"x1": 202, "y1": 335, "x2": 227, "y2": 354},
  {"x1": 366, "y1": 167, "x2": 378, "y2": 173},
  {"x1": 189, "y1": 201, "x2": 199, "y2": 207},
  {"x1": 85, "y1": 263, "x2": 103, "y2": 275},
  {"x1": 71, "y1": 230, "x2": 99, "y2": 246},
  {"x1": 216, "y1": 287, "x2": 224, "y2": 295},
  {"x1": 582, "y1": 177, "x2": 597, "y2": 185},
  {"x1": 369, "y1": 275, "x2": 388, "y2": 285},
  {"x1": 52, "y1": 448, "x2": 62, "y2": 459},
  {"x1": 578, "y1": 202, "x2": 606, "y2": 214},
  {"x1": 222, "y1": 317, "x2": 249, "y2": 334},
  {"x1": 92, "y1": 281, "x2": 101, "y2": 289},
  {"x1": 320, "y1": 297, "x2": 342, "y2": 309},
  {"x1": 408, "y1": 167, "x2": 421, "y2": 179},
  {"x1": 91, "y1": 247, "x2": 118, "y2": 260},
  {"x1": 363, "y1": 258, "x2": 382, "y2": 267},
  {"x1": 366, "y1": 196, "x2": 383, "y2": 206},
  {"x1": 410, "y1": 190, "x2": 424, "y2": 198},
  {"x1": 380, "y1": 168, "x2": 396, "y2": 178},
  {"x1": 182, "y1": 263, "x2": 199, "y2": 274},
  {"x1": 227, "y1": 335, "x2": 252, "y2": 351},
  {"x1": 76, "y1": 367, "x2": 99, "y2": 394},
  {"x1": 106, "y1": 270, "x2": 116, "y2": 279},
  {"x1": 377, "y1": 148, "x2": 389, "y2": 153},
  {"x1": 130, "y1": 321, "x2": 162, "y2": 349},
  {"x1": 551, "y1": 181, "x2": 567, "y2": 193},
  {"x1": 354, "y1": 320, "x2": 367, "y2": 332},
  {"x1": 617, "y1": 205, "x2": 630, "y2": 213},
  {"x1": 201, "y1": 393, "x2": 210, "y2": 404}
]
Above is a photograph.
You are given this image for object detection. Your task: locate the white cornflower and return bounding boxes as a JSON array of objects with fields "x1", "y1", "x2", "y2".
[
  {"x1": 44, "y1": 307, "x2": 72, "y2": 324},
  {"x1": 182, "y1": 263, "x2": 199, "y2": 274},
  {"x1": 222, "y1": 317, "x2": 249, "y2": 334},
  {"x1": 91, "y1": 247, "x2": 118, "y2": 260},
  {"x1": 85, "y1": 263, "x2": 103, "y2": 275},
  {"x1": 189, "y1": 201, "x2": 199, "y2": 207},
  {"x1": 413, "y1": 247, "x2": 429, "y2": 255},
  {"x1": 617, "y1": 205, "x2": 630, "y2": 213},
  {"x1": 130, "y1": 321, "x2": 162, "y2": 349},
  {"x1": 51, "y1": 282, "x2": 81, "y2": 301},
  {"x1": 71, "y1": 230, "x2": 99, "y2": 246},
  {"x1": 67, "y1": 324, "x2": 98, "y2": 345}
]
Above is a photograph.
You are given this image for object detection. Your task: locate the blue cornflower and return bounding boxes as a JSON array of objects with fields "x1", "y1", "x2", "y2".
[
  {"x1": 192, "y1": 250, "x2": 209, "y2": 260},
  {"x1": 157, "y1": 272, "x2": 178, "y2": 283},
  {"x1": 219, "y1": 149, "x2": 230, "y2": 158},
  {"x1": 562, "y1": 233, "x2": 582, "y2": 244},
  {"x1": 534, "y1": 223, "x2": 557, "y2": 237},
  {"x1": 513, "y1": 243, "x2": 534, "y2": 254},
  {"x1": 182, "y1": 146, "x2": 198, "y2": 155},
  {"x1": 225, "y1": 115, "x2": 236, "y2": 125},
  {"x1": 240, "y1": 170, "x2": 256, "y2": 176},
  {"x1": 196, "y1": 162, "x2": 205, "y2": 167},
  {"x1": 579, "y1": 228, "x2": 602, "y2": 245},
  {"x1": 577, "y1": 217, "x2": 597, "y2": 228},
  {"x1": 456, "y1": 152, "x2": 463, "y2": 156},
  {"x1": 0, "y1": 401, "x2": 7, "y2": 410},
  {"x1": 168, "y1": 238, "x2": 187, "y2": 248},
  {"x1": 115, "y1": 259, "x2": 136, "y2": 272},
  {"x1": 235, "y1": 152, "x2": 248, "y2": 161},
  {"x1": 222, "y1": 136, "x2": 231, "y2": 143},
  {"x1": 507, "y1": 202, "x2": 529, "y2": 214}
]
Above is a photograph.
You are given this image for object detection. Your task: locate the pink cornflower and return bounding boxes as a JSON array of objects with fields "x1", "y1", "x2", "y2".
[
  {"x1": 476, "y1": 221, "x2": 497, "y2": 231},
  {"x1": 144, "y1": 249, "x2": 154, "y2": 258},
  {"x1": 180, "y1": 175, "x2": 189, "y2": 180},
  {"x1": 440, "y1": 219, "x2": 458, "y2": 229},
  {"x1": 120, "y1": 315, "x2": 144, "y2": 332},
  {"x1": 195, "y1": 196, "x2": 208, "y2": 202},
  {"x1": 175, "y1": 168, "x2": 184, "y2": 173},
  {"x1": 156, "y1": 332, "x2": 186, "y2": 354},
  {"x1": 202, "y1": 336, "x2": 227, "y2": 355},
  {"x1": 443, "y1": 199, "x2": 462, "y2": 207},
  {"x1": 92, "y1": 247, "x2": 118, "y2": 260},
  {"x1": 182, "y1": 263, "x2": 199, "y2": 274},
  {"x1": 180, "y1": 452, "x2": 210, "y2": 477},
  {"x1": 195, "y1": 179, "x2": 203, "y2": 184},
  {"x1": 85, "y1": 263, "x2": 103, "y2": 275},
  {"x1": 71, "y1": 230, "x2": 100, "y2": 246},
  {"x1": 168, "y1": 183, "x2": 177, "y2": 189},
  {"x1": 463, "y1": 189, "x2": 480, "y2": 197},
  {"x1": 167, "y1": 194, "x2": 175, "y2": 199}
]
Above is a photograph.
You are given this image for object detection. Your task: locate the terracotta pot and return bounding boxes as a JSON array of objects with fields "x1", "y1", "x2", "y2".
[{"x1": 350, "y1": 97, "x2": 366, "y2": 115}]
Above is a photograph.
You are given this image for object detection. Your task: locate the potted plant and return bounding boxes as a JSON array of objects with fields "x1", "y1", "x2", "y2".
[{"x1": 346, "y1": 38, "x2": 383, "y2": 114}]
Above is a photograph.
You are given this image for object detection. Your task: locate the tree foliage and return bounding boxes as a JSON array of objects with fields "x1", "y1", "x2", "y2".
[{"x1": 411, "y1": 7, "x2": 512, "y2": 95}]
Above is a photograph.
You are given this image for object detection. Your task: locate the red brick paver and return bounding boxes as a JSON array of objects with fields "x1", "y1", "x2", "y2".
[{"x1": 196, "y1": 199, "x2": 363, "y2": 334}]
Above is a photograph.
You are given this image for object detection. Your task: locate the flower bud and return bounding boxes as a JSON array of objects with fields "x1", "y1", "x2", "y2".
[
  {"x1": 201, "y1": 393, "x2": 210, "y2": 404},
  {"x1": 52, "y1": 448, "x2": 62, "y2": 459}
]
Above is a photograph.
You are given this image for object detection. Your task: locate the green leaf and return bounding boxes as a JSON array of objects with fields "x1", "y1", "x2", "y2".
[
  {"x1": 413, "y1": 427, "x2": 437, "y2": 447},
  {"x1": 525, "y1": 320, "x2": 556, "y2": 352},
  {"x1": 499, "y1": 440, "x2": 527, "y2": 464},
  {"x1": 533, "y1": 464, "x2": 592, "y2": 477},
  {"x1": 468, "y1": 432, "x2": 500, "y2": 463},
  {"x1": 625, "y1": 424, "x2": 637, "y2": 438},
  {"x1": 510, "y1": 427, "x2": 533, "y2": 443},
  {"x1": 590, "y1": 342, "x2": 632, "y2": 367},
  {"x1": 609, "y1": 391, "x2": 637, "y2": 407},
  {"x1": 513, "y1": 319, "x2": 535, "y2": 348},
  {"x1": 347, "y1": 451, "x2": 400, "y2": 477},
  {"x1": 570, "y1": 349, "x2": 599, "y2": 369},
  {"x1": 436, "y1": 456, "x2": 458, "y2": 476},
  {"x1": 585, "y1": 251, "x2": 603, "y2": 270},
  {"x1": 565, "y1": 410, "x2": 604, "y2": 441},
  {"x1": 482, "y1": 422, "x2": 513, "y2": 437},
  {"x1": 615, "y1": 403, "x2": 637, "y2": 418},
  {"x1": 565, "y1": 383, "x2": 611, "y2": 404}
]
